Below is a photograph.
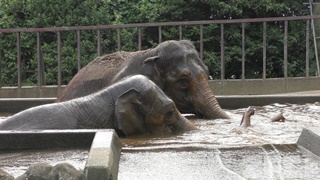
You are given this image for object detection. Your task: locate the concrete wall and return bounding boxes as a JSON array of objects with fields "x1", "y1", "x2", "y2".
[
  {"x1": 210, "y1": 77, "x2": 320, "y2": 95},
  {"x1": 0, "y1": 86, "x2": 64, "y2": 98},
  {"x1": 1, "y1": 77, "x2": 319, "y2": 98}
]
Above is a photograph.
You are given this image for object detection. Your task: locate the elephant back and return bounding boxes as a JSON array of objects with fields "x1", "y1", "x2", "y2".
[{"x1": 56, "y1": 51, "x2": 133, "y2": 102}]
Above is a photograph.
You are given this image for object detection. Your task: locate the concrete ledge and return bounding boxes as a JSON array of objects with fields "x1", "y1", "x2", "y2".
[
  {"x1": 1, "y1": 94, "x2": 319, "y2": 114},
  {"x1": 0, "y1": 86, "x2": 65, "y2": 98},
  {"x1": 297, "y1": 127, "x2": 320, "y2": 157},
  {"x1": 84, "y1": 130, "x2": 122, "y2": 180},
  {"x1": 0, "y1": 129, "x2": 97, "y2": 150},
  {"x1": 217, "y1": 94, "x2": 320, "y2": 109},
  {"x1": 211, "y1": 77, "x2": 320, "y2": 95},
  {"x1": 1, "y1": 77, "x2": 320, "y2": 98},
  {"x1": 0, "y1": 98, "x2": 56, "y2": 114}
]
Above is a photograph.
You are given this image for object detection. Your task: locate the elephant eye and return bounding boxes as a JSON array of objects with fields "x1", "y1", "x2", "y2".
[
  {"x1": 165, "y1": 108, "x2": 175, "y2": 118},
  {"x1": 177, "y1": 77, "x2": 189, "y2": 89}
]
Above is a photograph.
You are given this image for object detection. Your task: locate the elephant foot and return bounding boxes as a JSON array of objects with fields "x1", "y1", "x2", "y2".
[
  {"x1": 271, "y1": 113, "x2": 285, "y2": 122},
  {"x1": 239, "y1": 106, "x2": 255, "y2": 128}
]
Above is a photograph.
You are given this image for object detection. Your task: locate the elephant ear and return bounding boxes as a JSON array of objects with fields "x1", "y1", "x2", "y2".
[
  {"x1": 141, "y1": 56, "x2": 164, "y2": 89},
  {"x1": 115, "y1": 89, "x2": 146, "y2": 136}
]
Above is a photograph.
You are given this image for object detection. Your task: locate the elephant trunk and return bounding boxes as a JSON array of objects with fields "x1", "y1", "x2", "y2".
[
  {"x1": 193, "y1": 80, "x2": 229, "y2": 119},
  {"x1": 170, "y1": 111, "x2": 198, "y2": 132}
]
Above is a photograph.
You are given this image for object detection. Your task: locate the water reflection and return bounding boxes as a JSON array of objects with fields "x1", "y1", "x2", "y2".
[{"x1": 119, "y1": 103, "x2": 320, "y2": 180}]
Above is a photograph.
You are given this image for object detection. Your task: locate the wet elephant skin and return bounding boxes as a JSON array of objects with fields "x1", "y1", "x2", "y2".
[
  {"x1": 56, "y1": 40, "x2": 229, "y2": 119},
  {"x1": 0, "y1": 75, "x2": 197, "y2": 137}
]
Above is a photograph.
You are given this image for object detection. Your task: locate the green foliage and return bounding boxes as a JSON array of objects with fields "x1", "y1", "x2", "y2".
[{"x1": 0, "y1": 0, "x2": 316, "y2": 86}]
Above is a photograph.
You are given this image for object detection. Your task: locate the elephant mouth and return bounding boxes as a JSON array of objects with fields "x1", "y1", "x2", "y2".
[
  {"x1": 194, "y1": 111, "x2": 205, "y2": 119},
  {"x1": 176, "y1": 104, "x2": 204, "y2": 118}
]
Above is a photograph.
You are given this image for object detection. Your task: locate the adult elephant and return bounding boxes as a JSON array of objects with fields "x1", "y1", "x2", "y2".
[
  {"x1": 57, "y1": 40, "x2": 229, "y2": 119},
  {"x1": 0, "y1": 75, "x2": 197, "y2": 136}
]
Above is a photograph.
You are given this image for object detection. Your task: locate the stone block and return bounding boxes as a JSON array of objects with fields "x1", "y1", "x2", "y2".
[{"x1": 297, "y1": 127, "x2": 320, "y2": 157}]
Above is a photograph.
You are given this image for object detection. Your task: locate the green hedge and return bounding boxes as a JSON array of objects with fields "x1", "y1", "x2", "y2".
[{"x1": 0, "y1": 0, "x2": 316, "y2": 86}]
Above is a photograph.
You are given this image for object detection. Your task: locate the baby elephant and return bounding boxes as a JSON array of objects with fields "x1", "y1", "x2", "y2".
[
  {"x1": 0, "y1": 75, "x2": 196, "y2": 136},
  {"x1": 0, "y1": 75, "x2": 197, "y2": 136}
]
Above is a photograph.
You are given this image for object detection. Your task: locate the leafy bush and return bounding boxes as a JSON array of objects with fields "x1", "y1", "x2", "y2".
[{"x1": 0, "y1": 0, "x2": 315, "y2": 86}]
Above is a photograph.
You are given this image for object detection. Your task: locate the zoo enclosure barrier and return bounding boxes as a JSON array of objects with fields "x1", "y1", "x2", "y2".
[{"x1": 1, "y1": 15, "x2": 320, "y2": 89}]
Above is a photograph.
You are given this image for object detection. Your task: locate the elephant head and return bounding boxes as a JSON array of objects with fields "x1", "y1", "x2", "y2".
[
  {"x1": 115, "y1": 77, "x2": 197, "y2": 136},
  {"x1": 140, "y1": 40, "x2": 229, "y2": 119}
]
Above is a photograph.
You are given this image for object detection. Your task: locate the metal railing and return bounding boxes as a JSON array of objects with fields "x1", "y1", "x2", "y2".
[{"x1": 1, "y1": 15, "x2": 320, "y2": 88}]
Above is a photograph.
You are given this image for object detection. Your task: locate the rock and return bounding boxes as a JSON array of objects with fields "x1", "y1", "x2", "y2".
[
  {"x1": 48, "y1": 162, "x2": 85, "y2": 180},
  {"x1": 0, "y1": 168, "x2": 14, "y2": 180},
  {"x1": 16, "y1": 162, "x2": 52, "y2": 180}
]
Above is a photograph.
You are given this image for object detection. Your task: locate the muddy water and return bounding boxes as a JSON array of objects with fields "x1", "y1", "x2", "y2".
[{"x1": 119, "y1": 103, "x2": 320, "y2": 180}]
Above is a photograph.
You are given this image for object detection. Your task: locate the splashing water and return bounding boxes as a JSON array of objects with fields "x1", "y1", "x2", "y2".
[
  {"x1": 1, "y1": 103, "x2": 320, "y2": 179},
  {"x1": 119, "y1": 103, "x2": 320, "y2": 180}
]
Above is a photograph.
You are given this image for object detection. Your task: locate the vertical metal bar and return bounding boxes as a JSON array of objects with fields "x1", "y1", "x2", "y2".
[
  {"x1": 17, "y1": 32, "x2": 21, "y2": 88},
  {"x1": 309, "y1": 1, "x2": 320, "y2": 76},
  {"x1": 284, "y1": 21, "x2": 288, "y2": 78},
  {"x1": 220, "y1": 24, "x2": 225, "y2": 80},
  {"x1": 0, "y1": 34, "x2": 2, "y2": 87},
  {"x1": 306, "y1": 20, "x2": 310, "y2": 78},
  {"x1": 179, "y1": 25, "x2": 183, "y2": 40},
  {"x1": 117, "y1": 28, "x2": 121, "y2": 51},
  {"x1": 77, "y1": 30, "x2": 81, "y2": 72},
  {"x1": 138, "y1": 28, "x2": 142, "y2": 50},
  {"x1": 263, "y1": 22, "x2": 267, "y2": 79},
  {"x1": 97, "y1": 29, "x2": 101, "y2": 56},
  {"x1": 200, "y1": 25, "x2": 203, "y2": 61},
  {"x1": 37, "y1": 32, "x2": 43, "y2": 86},
  {"x1": 242, "y1": 23, "x2": 245, "y2": 80},
  {"x1": 57, "y1": 31, "x2": 61, "y2": 87},
  {"x1": 158, "y1": 26, "x2": 162, "y2": 43}
]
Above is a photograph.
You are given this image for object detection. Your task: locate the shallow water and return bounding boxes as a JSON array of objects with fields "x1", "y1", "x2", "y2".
[
  {"x1": 119, "y1": 102, "x2": 320, "y2": 180},
  {"x1": 0, "y1": 149, "x2": 88, "y2": 177},
  {"x1": 1, "y1": 103, "x2": 320, "y2": 179}
]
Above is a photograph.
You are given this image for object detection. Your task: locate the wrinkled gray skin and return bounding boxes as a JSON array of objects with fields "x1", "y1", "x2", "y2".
[
  {"x1": 57, "y1": 40, "x2": 229, "y2": 119},
  {"x1": 0, "y1": 75, "x2": 197, "y2": 136}
]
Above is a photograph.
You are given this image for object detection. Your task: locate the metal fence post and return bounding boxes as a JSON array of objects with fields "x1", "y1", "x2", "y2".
[
  {"x1": 17, "y1": 32, "x2": 21, "y2": 88},
  {"x1": 0, "y1": 34, "x2": 2, "y2": 87},
  {"x1": 220, "y1": 24, "x2": 225, "y2": 80},
  {"x1": 242, "y1": 23, "x2": 246, "y2": 80},
  {"x1": 158, "y1": 26, "x2": 162, "y2": 44},
  {"x1": 37, "y1": 32, "x2": 43, "y2": 86},
  {"x1": 306, "y1": 20, "x2": 310, "y2": 78},
  {"x1": 179, "y1": 25, "x2": 183, "y2": 40},
  {"x1": 200, "y1": 25, "x2": 203, "y2": 61},
  {"x1": 57, "y1": 31, "x2": 62, "y2": 87},
  {"x1": 77, "y1": 30, "x2": 81, "y2": 72},
  {"x1": 97, "y1": 29, "x2": 101, "y2": 56},
  {"x1": 138, "y1": 28, "x2": 142, "y2": 51},
  {"x1": 117, "y1": 28, "x2": 121, "y2": 51},
  {"x1": 284, "y1": 21, "x2": 288, "y2": 78},
  {"x1": 263, "y1": 22, "x2": 267, "y2": 79}
]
